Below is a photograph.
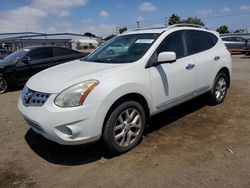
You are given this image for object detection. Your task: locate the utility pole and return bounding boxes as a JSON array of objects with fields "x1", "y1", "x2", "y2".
[
  {"x1": 116, "y1": 26, "x2": 119, "y2": 35},
  {"x1": 165, "y1": 17, "x2": 169, "y2": 27},
  {"x1": 136, "y1": 20, "x2": 140, "y2": 29},
  {"x1": 25, "y1": 24, "x2": 28, "y2": 34}
]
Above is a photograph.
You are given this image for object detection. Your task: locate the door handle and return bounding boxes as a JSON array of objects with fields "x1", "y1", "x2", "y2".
[
  {"x1": 186, "y1": 64, "x2": 195, "y2": 70},
  {"x1": 214, "y1": 56, "x2": 220, "y2": 61}
]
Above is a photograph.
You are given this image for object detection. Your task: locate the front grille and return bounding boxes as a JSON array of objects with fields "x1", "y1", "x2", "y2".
[{"x1": 22, "y1": 86, "x2": 50, "y2": 107}]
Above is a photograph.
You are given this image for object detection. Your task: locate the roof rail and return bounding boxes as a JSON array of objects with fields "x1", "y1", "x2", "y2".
[
  {"x1": 167, "y1": 23, "x2": 207, "y2": 30},
  {"x1": 133, "y1": 23, "x2": 208, "y2": 32},
  {"x1": 134, "y1": 26, "x2": 166, "y2": 31}
]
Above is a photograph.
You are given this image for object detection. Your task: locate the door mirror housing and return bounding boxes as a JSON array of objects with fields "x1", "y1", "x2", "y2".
[
  {"x1": 157, "y1": 52, "x2": 176, "y2": 64},
  {"x1": 21, "y1": 56, "x2": 31, "y2": 63}
]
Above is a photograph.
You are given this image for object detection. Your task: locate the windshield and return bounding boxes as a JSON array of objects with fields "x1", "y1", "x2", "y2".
[
  {"x1": 85, "y1": 33, "x2": 160, "y2": 63},
  {"x1": 3, "y1": 48, "x2": 29, "y2": 61}
]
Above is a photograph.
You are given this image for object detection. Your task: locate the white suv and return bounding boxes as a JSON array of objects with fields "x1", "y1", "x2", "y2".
[{"x1": 18, "y1": 24, "x2": 232, "y2": 153}]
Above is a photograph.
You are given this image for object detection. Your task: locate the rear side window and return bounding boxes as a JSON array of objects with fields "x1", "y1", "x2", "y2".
[
  {"x1": 188, "y1": 30, "x2": 212, "y2": 54},
  {"x1": 157, "y1": 30, "x2": 187, "y2": 59},
  {"x1": 222, "y1": 37, "x2": 229, "y2": 41},
  {"x1": 54, "y1": 48, "x2": 75, "y2": 57},
  {"x1": 188, "y1": 30, "x2": 218, "y2": 54},
  {"x1": 236, "y1": 37, "x2": 246, "y2": 42},
  {"x1": 28, "y1": 48, "x2": 53, "y2": 60}
]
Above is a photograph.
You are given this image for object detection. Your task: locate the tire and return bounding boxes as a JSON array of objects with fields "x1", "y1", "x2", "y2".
[
  {"x1": 103, "y1": 101, "x2": 146, "y2": 153},
  {"x1": 207, "y1": 72, "x2": 228, "y2": 105},
  {"x1": 0, "y1": 74, "x2": 8, "y2": 94}
]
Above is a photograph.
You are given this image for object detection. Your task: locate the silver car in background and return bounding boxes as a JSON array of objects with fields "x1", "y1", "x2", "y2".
[{"x1": 221, "y1": 36, "x2": 250, "y2": 55}]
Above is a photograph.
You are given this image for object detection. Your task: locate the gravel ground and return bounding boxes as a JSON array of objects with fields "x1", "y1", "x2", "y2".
[{"x1": 0, "y1": 55, "x2": 250, "y2": 188}]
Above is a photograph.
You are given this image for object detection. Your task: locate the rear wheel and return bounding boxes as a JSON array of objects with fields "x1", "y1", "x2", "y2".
[
  {"x1": 207, "y1": 72, "x2": 228, "y2": 105},
  {"x1": 103, "y1": 101, "x2": 146, "y2": 153},
  {"x1": 0, "y1": 75, "x2": 7, "y2": 94}
]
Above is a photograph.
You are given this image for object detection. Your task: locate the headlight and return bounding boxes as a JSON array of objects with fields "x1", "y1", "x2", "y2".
[{"x1": 54, "y1": 80, "x2": 99, "y2": 107}]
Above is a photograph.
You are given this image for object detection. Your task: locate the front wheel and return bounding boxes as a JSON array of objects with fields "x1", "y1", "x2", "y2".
[
  {"x1": 207, "y1": 72, "x2": 228, "y2": 105},
  {"x1": 103, "y1": 101, "x2": 146, "y2": 153},
  {"x1": 0, "y1": 74, "x2": 8, "y2": 94}
]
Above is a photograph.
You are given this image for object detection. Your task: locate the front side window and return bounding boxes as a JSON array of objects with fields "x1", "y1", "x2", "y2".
[
  {"x1": 28, "y1": 48, "x2": 53, "y2": 60},
  {"x1": 157, "y1": 31, "x2": 187, "y2": 59},
  {"x1": 85, "y1": 33, "x2": 160, "y2": 63},
  {"x1": 3, "y1": 48, "x2": 28, "y2": 61}
]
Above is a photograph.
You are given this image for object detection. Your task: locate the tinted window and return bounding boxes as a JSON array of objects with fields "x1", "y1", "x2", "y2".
[
  {"x1": 222, "y1": 37, "x2": 229, "y2": 41},
  {"x1": 231, "y1": 37, "x2": 238, "y2": 42},
  {"x1": 206, "y1": 32, "x2": 218, "y2": 46},
  {"x1": 3, "y1": 48, "x2": 28, "y2": 61},
  {"x1": 54, "y1": 48, "x2": 75, "y2": 57},
  {"x1": 189, "y1": 30, "x2": 211, "y2": 54},
  {"x1": 28, "y1": 48, "x2": 53, "y2": 60},
  {"x1": 236, "y1": 37, "x2": 246, "y2": 42},
  {"x1": 157, "y1": 31, "x2": 187, "y2": 59}
]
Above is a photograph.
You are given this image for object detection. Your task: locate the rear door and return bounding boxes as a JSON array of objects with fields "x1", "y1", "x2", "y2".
[
  {"x1": 149, "y1": 30, "x2": 196, "y2": 112},
  {"x1": 187, "y1": 30, "x2": 218, "y2": 92},
  {"x1": 54, "y1": 47, "x2": 83, "y2": 65},
  {"x1": 226, "y1": 37, "x2": 246, "y2": 50},
  {"x1": 235, "y1": 37, "x2": 247, "y2": 49}
]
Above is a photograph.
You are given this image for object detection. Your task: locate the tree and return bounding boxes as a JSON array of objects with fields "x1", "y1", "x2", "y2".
[
  {"x1": 84, "y1": 32, "x2": 96, "y2": 37},
  {"x1": 182, "y1": 17, "x2": 205, "y2": 26},
  {"x1": 104, "y1": 34, "x2": 116, "y2": 41},
  {"x1": 168, "y1": 14, "x2": 182, "y2": 25},
  {"x1": 168, "y1": 14, "x2": 205, "y2": 26},
  {"x1": 119, "y1": 27, "x2": 127, "y2": 34},
  {"x1": 216, "y1": 25, "x2": 229, "y2": 34}
]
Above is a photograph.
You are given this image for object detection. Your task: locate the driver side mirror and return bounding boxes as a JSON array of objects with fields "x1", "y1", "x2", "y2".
[
  {"x1": 157, "y1": 52, "x2": 176, "y2": 64},
  {"x1": 21, "y1": 56, "x2": 31, "y2": 63}
]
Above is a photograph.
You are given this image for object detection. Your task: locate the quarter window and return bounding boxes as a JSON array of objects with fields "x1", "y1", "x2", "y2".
[
  {"x1": 206, "y1": 32, "x2": 218, "y2": 46},
  {"x1": 54, "y1": 48, "x2": 76, "y2": 57}
]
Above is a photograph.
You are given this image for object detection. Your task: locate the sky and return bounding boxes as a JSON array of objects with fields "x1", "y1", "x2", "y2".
[{"x1": 0, "y1": 0, "x2": 250, "y2": 37}]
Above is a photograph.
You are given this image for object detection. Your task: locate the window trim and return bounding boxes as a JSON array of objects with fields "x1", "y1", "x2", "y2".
[{"x1": 145, "y1": 29, "x2": 219, "y2": 68}]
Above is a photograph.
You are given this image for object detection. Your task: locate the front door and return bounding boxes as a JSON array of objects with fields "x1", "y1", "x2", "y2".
[{"x1": 149, "y1": 30, "x2": 195, "y2": 113}]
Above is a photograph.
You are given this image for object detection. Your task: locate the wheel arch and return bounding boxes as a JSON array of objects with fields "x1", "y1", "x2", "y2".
[
  {"x1": 102, "y1": 93, "x2": 150, "y2": 135},
  {"x1": 218, "y1": 67, "x2": 230, "y2": 88}
]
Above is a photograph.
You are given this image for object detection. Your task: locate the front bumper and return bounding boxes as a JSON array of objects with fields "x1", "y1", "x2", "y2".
[{"x1": 18, "y1": 94, "x2": 110, "y2": 145}]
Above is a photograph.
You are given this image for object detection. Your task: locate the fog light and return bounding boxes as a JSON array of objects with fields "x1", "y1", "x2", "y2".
[
  {"x1": 56, "y1": 124, "x2": 81, "y2": 139},
  {"x1": 64, "y1": 127, "x2": 73, "y2": 136},
  {"x1": 57, "y1": 126, "x2": 73, "y2": 136}
]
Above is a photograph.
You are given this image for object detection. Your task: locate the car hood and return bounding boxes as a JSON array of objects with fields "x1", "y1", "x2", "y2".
[
  {"x1": 0, "y1": 59, "x2": 12, "y2": 68},
  {"x1": 27, "y1": 60, "x2": 128, "y2": 93}
]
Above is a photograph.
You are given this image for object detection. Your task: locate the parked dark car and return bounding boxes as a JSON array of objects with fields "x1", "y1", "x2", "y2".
[
  {"x1": 0, "y1": 46, "x2": 87, "y2": 93},
  {"x1": 0, "y1": 49, "x2": 12, "y2": 59},
  {"x1": 221, "y1": 36, "x2": 250, "y2": 55}
]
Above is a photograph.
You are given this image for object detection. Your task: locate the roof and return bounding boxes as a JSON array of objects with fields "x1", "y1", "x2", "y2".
[
  {"x1": 21, "y1": 45, "x2": 71, "y2": 50},
  {"x1": 76, "y1": 39, "x2": 98, "y2": 44},
  {"x1": 124, "y1": 24, "x2": 211, "y2": 35},
  {"x1": 0, "y1": 32, "x2": 43, "y2": 40},
  {"x1": 0, "y1": 32, "x2": 98, "y2": 41}
]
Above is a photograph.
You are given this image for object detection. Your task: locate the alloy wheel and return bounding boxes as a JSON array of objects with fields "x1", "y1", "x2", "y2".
[
  {"x1": 113, "y1": 108, "x2": 142, "y2": 147},
  {"x1": 0, "y1": 76, "x2": 7, "y2": 94},
  {"x1": 215, "y1": 76, "x2": 227, "y2": 102}
]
